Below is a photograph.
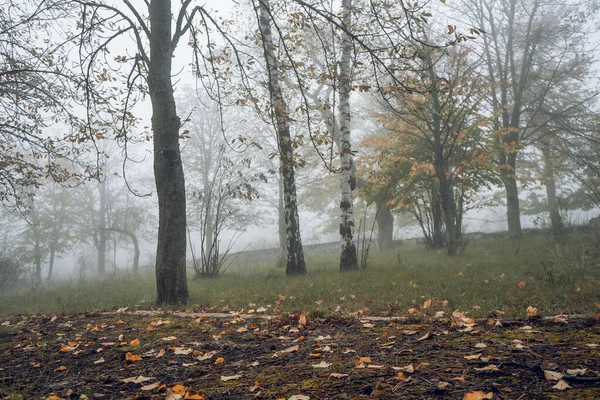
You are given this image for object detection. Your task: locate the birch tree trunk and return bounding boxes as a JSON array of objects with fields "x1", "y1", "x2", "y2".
[
  {"x1": 339, "y1": 0, "x2": 358, "y2": 271},
  {"x1": 258, "y1": 0, "x2": 306, "y2": 275},
  {"x1": 149, "y1": 0, "x2": 188, "y2": 304}
]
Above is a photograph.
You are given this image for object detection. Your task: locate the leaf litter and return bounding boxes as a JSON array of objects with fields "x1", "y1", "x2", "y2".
[{"x1": 0, "y1": 311, "x2": 599, "y2": 399}]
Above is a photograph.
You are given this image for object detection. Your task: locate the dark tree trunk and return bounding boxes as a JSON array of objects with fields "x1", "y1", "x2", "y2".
[
  {"x1": 258, "y1": 0, "x2": 306, "y2": 275},
  {"x1": 438, "y1": 175, "x2": 458, "y2": 256},
  {"x1": 431, "y1": 192, "x2": 445, "y2": 249},
  {"x1": 376, "y1": 202, "x2": 394, "y2": 250},
  {"x1": 540, "y1": 141, "x2": 563, "y2": 238},
  {"x1": 97, "y1": 179, "x2": 107, "y2": 276},
  {"x1": 149, "y1": 0, "x2": 188, "y2": 304},
  {"x1": 47, "y1": 248, "x2": 55, "y2": 281},
  {"x1": 502, "y1": 153, "x2": 522, "y2": 239}
]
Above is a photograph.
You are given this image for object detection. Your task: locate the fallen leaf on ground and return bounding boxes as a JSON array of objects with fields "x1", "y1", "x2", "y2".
[
  {"x1": 544, "y1": 370, "x2": 564, "y2": 381},
  {"x1": 392, "y1": 364, "x2": 415, "y2": 373},
  {"x1": 215, "y1": 357, "x2": 225, "y2": 364},
  {"x1": 125, "y1": 352, "x2": 142, "y2": 362},
  {"x1": 356, "y1": 357, "x2": 372, "y2": 365},
  {"x1": 474, "y1": 365, "x2": 500, "y2": 372},
  {"x1": 552, "y1": 379, "x2": 571, "y2": 390},
  {"x1": 463, "y1": 391, "x2": 493, "y2": 400},
  {"x1": 221, "y1": 374, "x2": 242, "y2": 381},
  {"x1": 171, "y1": 384, "x2": 186, "y2": 394},
  {"x1": 130, "y1": 338, "x2": 140, "y2": 346},
  {"x1": 417, "y1": 332, "x2": 430, "y2": 341},
  {"x1": 173, "y1": 347, "x2": 193, "y2": 355},
  {"x1": 121, "y1": 375, "x2": 154, "y2": 384},
  {"x1": 437, "y1": 381, "x2": 450, "y2": 390},
  {"x1": 566, "y1": 368, "x2": 587, "y2": 376},
  {"x1": 329, "y1": 373, "x2": 349, "y2": 379},
  {"x1": 526, "y1": 306, "x2": 538, "y2": 317},
  {"x1": 298, "y1": 314, "x2": 307, "y2": 326},
  {"x1": 54, "y1": 366, "x2": 67, "y2": 372},
  {"x1": 184, "y1": 391, "x2": 206, "y2": 399},
  {"x1": 475, "y1": 342, "x2": 487, "y2": 348},
  {"x1": 464, "y1": 353, "x2": 482, "y2": 360},
  {"x1": 312, "y1": 361, "x2": 331, "y2": 368},
  {"x1": 288, "y1": 395, "x2": 310, "y2": 400}
]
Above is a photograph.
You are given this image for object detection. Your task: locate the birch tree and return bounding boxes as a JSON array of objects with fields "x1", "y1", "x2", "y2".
[
  {"x1": 255, "y1": 0, "x2": 306, "y2": 275},
  {"x1": 338, "y1": 0, "x2": 358, "y2": 270}
]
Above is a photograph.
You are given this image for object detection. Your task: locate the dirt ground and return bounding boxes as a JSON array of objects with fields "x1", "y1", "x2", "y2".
[{"x1": 1, "y1": 310, "x2": 599, "y2": 399}]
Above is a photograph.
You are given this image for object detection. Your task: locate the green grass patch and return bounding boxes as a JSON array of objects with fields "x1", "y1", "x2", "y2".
[{"x1": 1, "y1": 233, "x2": 599, "y2": 318}]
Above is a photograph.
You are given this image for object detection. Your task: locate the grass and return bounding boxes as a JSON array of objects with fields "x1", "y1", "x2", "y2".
[{"x1": 1, "y1": 232, "x2": 599, "y2": 318}]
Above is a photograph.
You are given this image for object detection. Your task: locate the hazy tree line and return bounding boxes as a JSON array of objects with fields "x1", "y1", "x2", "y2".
[{"x1": 0, "y1": 0, "x2": 599, "y2": 303}]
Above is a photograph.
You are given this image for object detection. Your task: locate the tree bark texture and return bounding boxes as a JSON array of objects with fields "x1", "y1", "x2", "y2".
[
  {"x1": 502, "y1": 153, "x2": 522, "y2": 239},
  {"x1": 338, "y1": 0, "x2": 358, "y2": 271},
  {"x1": 258, "y1": 0, "x2": 306, "y2": 275},
  {"x1": 376, "y1": 202, "x2": 394, "y2": 250},
  {"x1": 149, "y1": 0, "x2": 188, "y2": 304},
  {"x1": 277, "y1": 171, "x2": 288, "y2": 268}
]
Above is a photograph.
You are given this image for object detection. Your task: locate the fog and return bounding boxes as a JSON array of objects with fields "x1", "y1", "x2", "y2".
[{"x1": 1, "y1": 0, "x2": 599, "y2": 287}]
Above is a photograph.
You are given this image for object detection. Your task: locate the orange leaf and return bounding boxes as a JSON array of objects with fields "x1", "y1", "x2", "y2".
[
  {"x1": 184, "y1": 391, "x2": 206, "y2": 399},
  {"x1": 171, "y1": 384, "x2": 186, "y2": 394},
  {"x1": 125, "y1": 352, "x2": 142, "y2": 362},
  {"x1": 462, "y1": 391, "x2": 493, "y2": 400},
  {"x1": 517, "y1": 281, "x2": 526, "y2": 288},
  {"x1": 423, "y1": 299, "x2": 432, "y2": 309},
  {"x1": 298, "y1": 314, "x2": 307, "y2": 326},
  {"x1": 130, "y1": 338, "x2": 140, "y2": 346},
  {"x1": 356, "y1": 357, "x2": 372, "y2": 365},
  {"x1": 526, "y1": 306, "x2": 538, "y2": 317},
  {"x1": 54, "y1": 366, "x2": 67, "y2": 372},
  {"x1": 215, "y1": 357, "x2": 225, "y2": 364}
]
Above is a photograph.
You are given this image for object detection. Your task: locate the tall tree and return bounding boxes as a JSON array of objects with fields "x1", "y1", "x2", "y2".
[
  {"x1": 72, "y1": 0, "x2": 223, "y2": 303},
  {"x1": 338, "y1": 0, "x2": 358, "y2": 270},
  {"x1": 465, "y1": 0, "x2": 598, "y2": 238},
  {"x1": 255, "y1": 0, "x2": 306, "y2": 275}
]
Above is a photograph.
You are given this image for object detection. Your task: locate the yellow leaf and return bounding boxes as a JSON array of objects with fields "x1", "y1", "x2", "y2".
[
  {"x1": 215, "y1": 357, "x2": 225, "y2": 364},
  {"x1": 527, "y1": 306, "x2": 538, "y2": 317},
  {"x1": 423, "y1": 299, "x2": 432, "y2": 309}
]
